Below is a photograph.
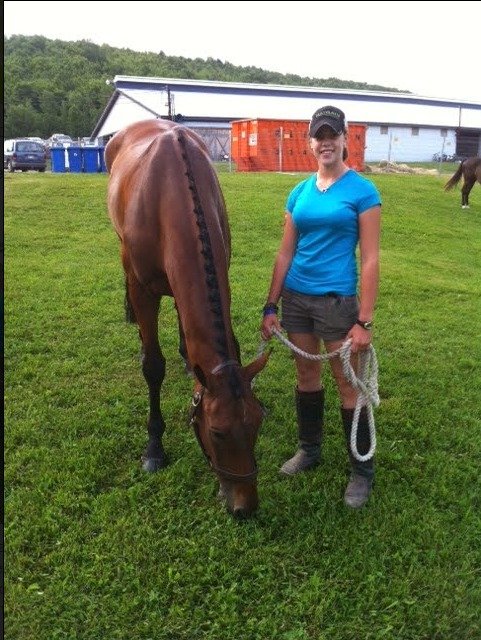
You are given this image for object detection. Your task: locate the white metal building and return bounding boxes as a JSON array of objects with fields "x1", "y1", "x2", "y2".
[{"x1": 92, "y1": 76, "x2": 481, "y2": 163}]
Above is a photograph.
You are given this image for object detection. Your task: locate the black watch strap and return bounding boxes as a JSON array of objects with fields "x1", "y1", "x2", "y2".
[{"x1": 355, "y1": 319, "x2": 373, "y2": 330}]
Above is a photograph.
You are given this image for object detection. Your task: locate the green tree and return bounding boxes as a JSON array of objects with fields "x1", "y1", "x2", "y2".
[{"x1": 4, "y1": 34, "x2": 409, "y2": 139}]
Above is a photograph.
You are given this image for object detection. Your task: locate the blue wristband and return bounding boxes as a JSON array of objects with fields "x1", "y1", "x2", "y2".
[{"x1": 263, "y1": 303, "x2": 279, "y2": 317}]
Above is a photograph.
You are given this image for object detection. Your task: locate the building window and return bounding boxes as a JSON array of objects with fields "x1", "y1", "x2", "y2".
[
  {"x1": 411, "y1": 127, "x2": 419, "y2": 136},
  {"x1": 440, "y1": 129, "x2": 448, "y2": 138},
  {"x1": 380, "y1": 126, "x2": 388, "y2": 135}
]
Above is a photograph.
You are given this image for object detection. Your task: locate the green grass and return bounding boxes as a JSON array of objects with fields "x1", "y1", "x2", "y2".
[{"x1": 4, "y1": 170, "x2": 481, "y2": 640}]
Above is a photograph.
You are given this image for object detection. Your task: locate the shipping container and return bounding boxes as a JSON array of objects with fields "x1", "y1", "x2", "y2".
[{"x1": 231, "y1": 119, "x2": 366, "y2": 172}]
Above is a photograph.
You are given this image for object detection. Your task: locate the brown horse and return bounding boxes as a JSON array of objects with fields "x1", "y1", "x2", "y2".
[
  {"x1": 105, "y1": 119, "x2": 269, "y2": 518},
  {"x1": 444, "y1": 156, "x2": 481, "y2": 208}
]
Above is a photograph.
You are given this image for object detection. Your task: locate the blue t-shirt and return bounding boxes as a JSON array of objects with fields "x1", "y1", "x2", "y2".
[{"x1": 284, "y1": 170, "x2": 381, "y2": 295}]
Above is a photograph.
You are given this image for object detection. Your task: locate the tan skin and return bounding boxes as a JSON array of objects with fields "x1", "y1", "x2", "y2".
[{"x1": 261, "y1": 125, "x2": 381, "y2": 409}]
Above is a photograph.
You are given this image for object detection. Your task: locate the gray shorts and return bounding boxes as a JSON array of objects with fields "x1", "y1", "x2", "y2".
[{"x1": 281, "y1": 288, "x2": 359, "y2": 341}]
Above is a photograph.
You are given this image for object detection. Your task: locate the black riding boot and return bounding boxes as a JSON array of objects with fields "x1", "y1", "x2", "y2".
[
  {"x1": 280, "y1": 388, "x2": 324, "y2": 476},
  {"x1": 341, "y1": 406, "x2": 375, "y2": 508}
]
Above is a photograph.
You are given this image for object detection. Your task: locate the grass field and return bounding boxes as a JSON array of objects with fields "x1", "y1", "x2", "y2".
[{"x1": 4, "y1": 169, "x2": 481, "y2": 640}]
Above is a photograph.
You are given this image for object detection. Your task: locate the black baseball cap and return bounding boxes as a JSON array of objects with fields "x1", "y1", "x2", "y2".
[{"x1": 309, "y1": 105, "x2": 346, "y2": 137}]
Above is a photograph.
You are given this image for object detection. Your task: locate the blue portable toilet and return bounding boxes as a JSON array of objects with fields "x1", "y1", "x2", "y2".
[
  {"x1": 67, "y1": 146, "x2": 83, "y2": 173},
  {"x1": 83, "y1": 147, "x2": 99, "y2": 173},
  {"x1": 51, "y1": 147, "x2": 67, "y2": 172},
  {"x1": 98, "y1": 147, "x2": 107, "y2": 173}
]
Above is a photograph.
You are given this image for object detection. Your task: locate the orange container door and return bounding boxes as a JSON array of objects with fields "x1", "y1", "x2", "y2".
[
  {"x1": 347, "y1": 124, "x2": 366, "y2": 172},
  {"x1": 231, "y1": 122, "x2": 241, "y2": 163}
]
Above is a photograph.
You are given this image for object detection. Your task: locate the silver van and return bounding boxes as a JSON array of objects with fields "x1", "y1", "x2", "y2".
[{"x1": 4, "y1": 138, "x2": 47, "y2": 172}]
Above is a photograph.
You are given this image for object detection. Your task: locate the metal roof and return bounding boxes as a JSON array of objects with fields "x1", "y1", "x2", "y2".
[{"x1": 92, "y1": 76, "x2": 481, "y2": 139}]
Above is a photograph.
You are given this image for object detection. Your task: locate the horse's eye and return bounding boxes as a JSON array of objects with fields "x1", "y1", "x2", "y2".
[{"x1": 210, "y1": 429, "x2": 227, "y2": 441}]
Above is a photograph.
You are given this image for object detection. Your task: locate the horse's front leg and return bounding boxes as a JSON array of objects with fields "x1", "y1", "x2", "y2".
[
  {"x1": 141, "y1": 339, "x2": 167, "y2": 472},
  {"x1": 128, "y1": 280, "x2": 168, "y2": 472}
]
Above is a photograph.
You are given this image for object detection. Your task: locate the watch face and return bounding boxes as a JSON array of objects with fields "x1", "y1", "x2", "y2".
[{"x1": 357, "y1": 320, "x2": 372, "y2": 329}]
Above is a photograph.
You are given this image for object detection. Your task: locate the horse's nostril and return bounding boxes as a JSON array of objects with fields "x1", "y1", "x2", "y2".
[{"x1": 233, "y1": 507, "x2": 249, "y2": 520}]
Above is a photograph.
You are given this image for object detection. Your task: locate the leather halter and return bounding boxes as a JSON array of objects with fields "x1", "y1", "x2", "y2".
[
  {"x1": 189, "y1": 379, "x2": 258, "y2": 483},
  {"x1": 211, "y1": 359, "x2": 238, "y2": 375}
]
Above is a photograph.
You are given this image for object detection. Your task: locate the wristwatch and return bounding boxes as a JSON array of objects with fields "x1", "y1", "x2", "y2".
[{"x1": 355, "y1": 319, "x2": 373, "y2": 330}]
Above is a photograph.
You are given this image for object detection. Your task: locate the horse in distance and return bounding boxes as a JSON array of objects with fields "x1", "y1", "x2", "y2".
[
  {"x1": 105, "y1": 119, "x2": 269, "y2": 519},
  {"x1": 444, "y1": 156, "x2": 481, "y2": 208}
]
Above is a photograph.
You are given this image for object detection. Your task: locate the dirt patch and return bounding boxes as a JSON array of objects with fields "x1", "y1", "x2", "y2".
[{"x1": 365, "y1": 161, "x2": 438, "y2": 176}]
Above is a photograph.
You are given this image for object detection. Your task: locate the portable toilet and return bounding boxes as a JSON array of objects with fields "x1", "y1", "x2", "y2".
[
  {"x1": 67, "y1": 146, "x2": 83, "y2": 173},
  {"x1": 83, "y1": 147, "x2": 99, "y2": 173},
  {"x1": 50, "y1": 147, "x2": 67, "y2": 173},
  {"x1": 98, "y1": 147, "x2": 107, "y2": 173}
]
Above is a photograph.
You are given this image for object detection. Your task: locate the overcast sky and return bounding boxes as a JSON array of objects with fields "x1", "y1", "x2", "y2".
[{"x1": 5, "y1": 0, "x2": 481, "y2": 103}]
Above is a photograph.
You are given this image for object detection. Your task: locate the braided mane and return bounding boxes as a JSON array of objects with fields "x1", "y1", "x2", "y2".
[{"x1": 177, "y1": 131, "x2": 242, "y2": 398}]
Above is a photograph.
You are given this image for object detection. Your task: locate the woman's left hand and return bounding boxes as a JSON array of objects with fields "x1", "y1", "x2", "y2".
[{"x1": 347, "y1": 324, "x2": 372, "y2": 353}]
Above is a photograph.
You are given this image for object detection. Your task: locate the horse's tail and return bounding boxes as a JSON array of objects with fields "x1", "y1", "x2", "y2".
[{"x1": 444, "y1": 160, "x2": 465, "y2": 191}]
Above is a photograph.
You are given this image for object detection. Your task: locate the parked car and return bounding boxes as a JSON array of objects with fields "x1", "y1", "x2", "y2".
[
  {"x1": 26, "y1": 136, "x2": 46, "y2": 146},
  {"x1": 80, "y1": 136, "x2": 97, "y2": 146},
  {"x1": 4, "y1": 138, "x2": 47, "y2": 172},
  {"x1": 46, "y1": 134, "x2": 73, "y2": 148}
]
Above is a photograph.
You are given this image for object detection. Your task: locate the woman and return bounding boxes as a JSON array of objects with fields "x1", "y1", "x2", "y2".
[{"x1": 261, "y1": 105, "x2": 381, "y2": 508}]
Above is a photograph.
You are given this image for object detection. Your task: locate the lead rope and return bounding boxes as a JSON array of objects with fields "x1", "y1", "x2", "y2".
[{"x1": 258, "y1": 328, "x2": 379, "y2": 462}]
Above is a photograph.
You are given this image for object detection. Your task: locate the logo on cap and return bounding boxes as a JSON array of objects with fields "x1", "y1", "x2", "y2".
[
  {"x1": 315, "y1": 108, "x2": 342, "y2": 120},
  {"x1": 309, "y1": 105, "x2": 346, "y2": 137}
]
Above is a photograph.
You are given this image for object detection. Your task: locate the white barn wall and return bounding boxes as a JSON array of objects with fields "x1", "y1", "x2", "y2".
[
  {"x1": 97, "y1": 90, "x2": 166, "y2": 139},
  {"x1": 93, "y1": 77, "x2": 481, "y2": 163},
  {"x1": 365, "y1": 126, "x2": 457, "y2": 163},
  {"x1": 103, "y1": 97, "x2": 155, "y2": 135},
  {"x1": 459, "y1": 108, "x2": 481, "y2": 129}
]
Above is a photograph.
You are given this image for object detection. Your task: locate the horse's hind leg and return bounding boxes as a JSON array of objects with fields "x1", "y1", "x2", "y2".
[
  {"x1": 127, "y1": 276, "x2": 168, "y2": 472},
  {"x1": 462, "y1": 178, "x2": 476, "y2": 208}
]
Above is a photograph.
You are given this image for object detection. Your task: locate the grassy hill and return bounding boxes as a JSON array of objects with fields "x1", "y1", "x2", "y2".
[{"x1": 4, "y1": 34, "x2": 410, "y2": 139}]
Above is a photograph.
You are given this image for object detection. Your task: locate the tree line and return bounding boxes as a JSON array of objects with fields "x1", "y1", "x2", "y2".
[{"x1": 4, "y1": 34, "x2": 410, "y2": 139}]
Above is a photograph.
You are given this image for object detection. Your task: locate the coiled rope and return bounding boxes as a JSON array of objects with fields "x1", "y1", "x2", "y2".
[{"x1": 259, "y1": 328, "x2": 379, "y2": 461}]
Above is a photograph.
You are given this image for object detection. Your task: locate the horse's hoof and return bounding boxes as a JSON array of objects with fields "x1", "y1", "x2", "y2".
[{"x1": 141, "y1": 456, "x2": 168, "y2": 473}]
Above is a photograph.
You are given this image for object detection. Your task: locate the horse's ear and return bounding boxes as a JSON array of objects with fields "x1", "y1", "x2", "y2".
[{"x1": 243, "y1": 350, "x2": 270, "y2": 383}]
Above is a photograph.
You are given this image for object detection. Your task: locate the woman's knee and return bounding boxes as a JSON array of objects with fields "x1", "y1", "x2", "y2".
[{"x1": 295, "y1": 360, "x2": 321, "y2": 390}]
